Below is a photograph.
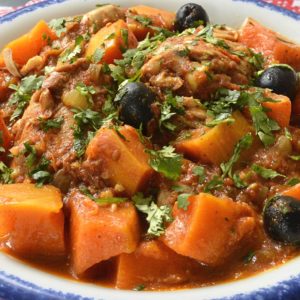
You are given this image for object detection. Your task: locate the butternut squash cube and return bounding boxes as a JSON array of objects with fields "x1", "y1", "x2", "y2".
[
  {"x1": 85, "y1": 19, "x2": 137, "y2": 64},
  {"x1": 162, "y1": 193, "x2": 256, "y2": 265},
  {"x1": 0, "y1": 184, "x2": 65, "y2": 257},
  {"x1": 70, "y1": 192, "x2": 140, "y2": 275},
  {"x1": 115, "y1": 240, "x2": 201, "y2": 289},
  {"x1": 175, "y1": 111, "x2": 253, "y2": 165},
  {"x1": 86, "y1": 125, "x2": 153, "y2": 196}
]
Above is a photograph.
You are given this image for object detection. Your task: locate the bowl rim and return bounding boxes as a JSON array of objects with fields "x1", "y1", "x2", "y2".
[{"x1": 1, "y1": 0, "x2": 300, "y2": 299}]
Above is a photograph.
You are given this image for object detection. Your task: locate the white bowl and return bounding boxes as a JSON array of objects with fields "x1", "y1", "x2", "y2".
[{"x1": 0, "y1": 1, "x2": 300, "y2": 299}]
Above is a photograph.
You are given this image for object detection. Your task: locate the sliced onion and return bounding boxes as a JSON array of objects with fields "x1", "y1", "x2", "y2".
[{"x1": 2, "y1": 48, "x2": 21, "y2": 77}]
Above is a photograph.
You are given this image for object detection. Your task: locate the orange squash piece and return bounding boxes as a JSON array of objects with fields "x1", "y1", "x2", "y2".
[
  {"x1": 115, "y1": 240, "x2": 202, "y2": 289},
  {"x1": 162, "y1": 193, "x2": 256, "y2": 265},
  {"x1": 262, "y1": 91, "x2": 291, "y2": 128},
  {"x1": 0, "y1": 184, "x2": 65, "y2": 257},
  {"x1": 239, "y1": 18, "x2": 300, "y2": 71},
  {"x1": 175, "y1": 111, "x2": 253, "y2": 165},
  {"x1": 126, "y1": 5, "x2": 175, "y2": 40},
  {"x1": 282, "y1": 183, "x2": 300, "y2": 199},
  {"x1": 0, "y1": 20, "x2": 57, "y2": 67},
  {"x1": 70, "y1": 192, "x2": 140, "y2": 275},
  {"x1": 86, "y1": 125, "x2": 153, "y2": 196},
  {"x1": 85, "y1": 19, "x2": 137, "y2": 64}
]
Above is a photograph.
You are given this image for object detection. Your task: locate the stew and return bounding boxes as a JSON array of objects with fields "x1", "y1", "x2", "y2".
[{"x1": 0, "y1": 2, "x2": 300, "y2": 291}]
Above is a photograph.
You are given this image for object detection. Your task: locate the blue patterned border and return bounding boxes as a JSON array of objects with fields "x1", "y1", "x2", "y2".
[
  {"x1": 233, "y1": 0, "x2": 300, "y2": 20},
  {"x1": 0, "y1": 270, "x2": 94, "y2": 300},
  {"x1": 0, "y1": 0, "x2": 300, "y2": 299},
  {"x1": 0, "y1": 0, "x2": 68, "y2": 24}
]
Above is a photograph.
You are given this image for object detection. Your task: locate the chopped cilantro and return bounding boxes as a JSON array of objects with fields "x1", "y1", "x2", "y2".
[
  {"x1": 60, "y1": 35, "x2": 84, "y2": 63},
  {"x1": 131, "y1": 15, "x2": 152, "y2": 26},
  {"x1": 72, "y1": 108, "x2": 102, "y2": 157},
  {"x1": 205, "y1": 88, "x2": 280, "y2": 147},
  {"x1": 92, "y1": 48, "x2": 105, "y2": 63},
  {"x1": 0, "y1": 162, "x2": 13, "y2": 184},
  {"x1": 248, "y1": 50, "x2": 264, "y2": 70},
  {"x1": 29, "y1": 155, "x2": 52, "y2": 187},
  {"x1": 251, "y1": 164, "x2": 285, "y2": 179},
  {"x1": 172, "y1": 185, "x2": 192, "y2": 193},
  {"x1": 243, "y1": 251, "x2": 255, "y2": 264},
  {"x1": 75, "y1": 82, "x2": 96, "y2": 106},
  {"x1": 289, "y1": 155, "x2": 300, "y2": 161},
  {"x1": 177, "y1": 193, "x2": 192, "y2": 210},
  {"x1": 22, "y1": 142, "x2": 37, "y2": 168},
  {"x1": 133, "y1": 193, "x2": 172, "y2": 237},
  {"x1": 38, "y1": 116, "x2": 64, "y2": 132},
  {"x1": 192, "y1": 165, "x2": 206, "y2": 184},
  {"x1": 95, "y1": 197, "x2": 127, "y2": 206},
  {"x1": 177, "y1": 47, "x2": 190, "y2": 57},
  {"x1": 284, "y1": 128, "x2": 292, "y2": 141},
  {"x1": 146, "y1": 146, "x2": 182, "y2": 180},
  {"x1": 221, "y1": 133, "x2": 253, "y2": 179},
  {"x1": 159, "y1": 92, "x2": 184, "y2": 131},
  {"x1": 48, "y1": 18, "x2": 67, "y2": 37},
  {"x1": 133, "y1": 284, "x2": 145, "y2": 291},
  {"x1": 120, "y1": 28, "x2": 129, "y2": 49},
  {"x1": 204, "y1": 175, "x2": 223, "y2": 192},
  {"x1": 9, "y1": 75, "x2": 44, "y2": 122},
  {"x1": 197, "y1": 24, "x2": 230, "y2": 50},
  {"x1": 286, "y1": 178, "x2": 300, "y2": 186}
]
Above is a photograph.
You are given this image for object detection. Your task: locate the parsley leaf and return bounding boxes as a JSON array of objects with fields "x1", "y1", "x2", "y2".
[
  {"x1": 133, "y1": 284, "x2": 145, "y2": 291},
  {"x1": 197, "y1": 24, "x2": 230, "y2": 50},
  {"x1": 92, "y1": 48, "x2": 105, "y2": 63},
  {"x1": 60, "y1": 35, "x2": 83, "y2": 63},
  {"x1": 159, "y1": 92, "x2": 184, "y2": 131},
  {"x1": 94, "y1": 197, "x2": 127, "y2": 206},
  {"x1": 192, "y1": 165, "x2": 206, "y2": 184},
  {"x1": 75, "y1": 82, "x2": 96, "y2": 106},
  {"x1": 289, "y1": 155, "x2": 300, "y2": 161},
  {"x1": 205, "y1": 88, "x2": 280, "y2": 146},
  {"x1": 133, "y1": 193, "x2": 172, "y2": 237},
  {"x1": 177, "y1": 193, "x2": 192, "y2": 210},
  {"x1": 248, "y1": 50, "x2": 264, "y2": 70},
  {"x1": 286, "y1": 178, "x2": 300, "y2": 186},
  {"x1": 38, "y1": 116, "x2": 64, "y2": 132},
  {"x1": 285, "y1": 128, "x2": 292, "y2": 141},
  {"x1": 22, "y1": 142, "x2": 37, "y2": 168},
  {"x1": 49, "y1": 18, "x2": 67, "y2": 37},
  {"x1": 131, "y1": 15, "x2": 152, "y2": 26},
  {"x1": 251, "y1": 164, "x2": 285, "y2": 179},
  {"x1": 221, "y1": 133, "x2": 253, "y2": 179},
  {"x1": 9, "y1": 75, "x2": 44, "y2": 122},
  {"x1": 30, "y1": 155, "x2": 52, "y2": 187},
  {"x1": 0, "y1": 162, "x2": 13, "y2": 184},
  {"x1": 111, "y1": 32, "x2": 167, "y2": 85},
  {"x1": 72, "y1": 108, "x2": 102, "y2": 157},
  {"x1": 146, "y1": 146, "x2": 182, "y2": 180},
  {"x1": 204, "y1": 175, "x2": 223, "y2": 192}
]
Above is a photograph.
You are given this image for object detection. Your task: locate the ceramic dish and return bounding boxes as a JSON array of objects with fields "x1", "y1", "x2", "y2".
[{"x1": 0, "y1": 0, "x2": 300, "y2": 299}]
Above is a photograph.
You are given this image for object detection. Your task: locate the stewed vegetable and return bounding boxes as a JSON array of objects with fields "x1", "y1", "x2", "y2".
[{"x1": 0, "y1": 1, "x2": 300, "y2": 293}]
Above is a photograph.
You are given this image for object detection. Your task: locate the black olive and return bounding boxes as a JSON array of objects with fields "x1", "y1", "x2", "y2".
[
  {"x1": 263, "y1": 195, "x2": 300, "y2": 244},
  {"x1": 175, "y1": 3, "x2": 209, "y2": 32},
  {"x1": 117, "y1": 82, "x2": 155, "y2": 129},
  {"x1": 255, "y1": 65, "x2": 298, "y2": 101}
]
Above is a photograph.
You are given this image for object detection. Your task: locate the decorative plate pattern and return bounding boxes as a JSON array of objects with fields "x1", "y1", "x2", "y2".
[{"x1": 0, "y1": 1, "x2": 300, "y2": 300}]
